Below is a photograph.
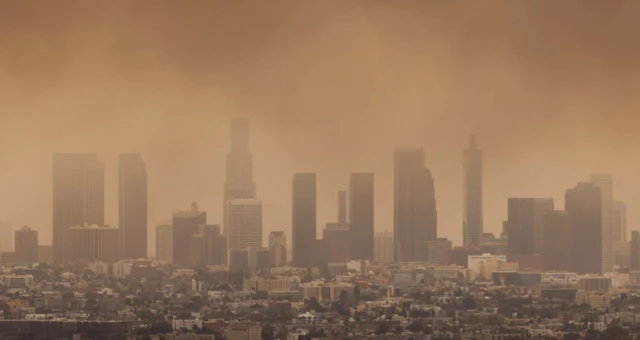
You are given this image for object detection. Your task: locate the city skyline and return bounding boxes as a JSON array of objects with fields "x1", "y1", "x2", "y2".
[{"x1": 1, "y1": 2, "x2": 640, "y2": 257}]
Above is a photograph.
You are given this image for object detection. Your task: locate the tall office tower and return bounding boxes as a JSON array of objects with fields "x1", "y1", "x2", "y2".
[
  {"x1": 118, "y1": 153, "x2": 148, "y2": 260},
  {"x1": 269, "y1": 231, "x2": 287, "y2": 267},
  {"x1": 591, "y1": 174, "x2": 614, "y2": 273},
  {"x1": 172, "y1": 202, "x2": 206, "y2": 266},
  {"x1": 566, "y1": 182, "x2": 603, "y2": 274},
  {"x1": 323, "y1": 223, "x2": 351, "y2": 263},
  {"x1": 463, "y1": 135, "x2": 483, "y2": 247},
  {"x1": 427, "y1": 238, "x2": 452, "y2": 265},
  {"x1": 349, "y1": 173, "x2": 374, "y2": 260},
  {"x1": 374, "y1": 231, "x2": 394, "y2": 264},
  {"x1": 223, "y1": 118, "x2": 257, "y2": 234},
  {"x1": 69, "y1": 225, "x2": 120, "y2": 263},
  {"x1": 631, "y1": 231, "x2": 640, "y2": 271},
  {"x1": 229, "y1": 249, "x2": 249, "y2": 270},
  {"x1": 292, "y1": 173, "x2": 317, "y2": 268},
  {"x1": 614, "y1": 200, "x2": 627, "y2": 241},
  {"x1": 202, "y1": 224, "x2": 227, "y2": 266},
  {"x1": 227, "y1": 199, "x2": 263, "y2": 251},
  {"x1": 15, "y1": 226, "x2": 38, "y2": 263},
  {"x1": 190, "y1": 233, "x2": 205, "y2": 267},
  {"x1": 614, "y1": 240, "x2": 630, "y2": 269},
  {"x1": 337, "y1": 191, "x2": 347, "y2": 223},
  {"x1": 0, "y1": 222, "x2": 13, "y2": 253},
  {"x1": 543, "y1": 211, "x2": 573, "y2": 271},
  {"x1": 156, "y1": 224, "x2": 173, "y2": 263},
  {"x1": 53, "y1": 154, "x2": 105, "y2": 264},
  {"x1": 394, "y1": 148, "x2": 437, "y2": 262},
  {"x1": 505, "y1": 198, "x2": 554, "y2": 256},
  {"x1": 38, "y1": 245, "x2": 53, "y2": 264}
]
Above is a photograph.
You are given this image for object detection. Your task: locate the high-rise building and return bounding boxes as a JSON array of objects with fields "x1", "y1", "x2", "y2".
[
  {"x1": 566, "y1": 182, "x2": 602, "y2": 274},
  {"x1": 543, "y1": 210, "x2": 572, "y2": 271},
  {"x1": 506, "y1": 198, "x2": 554, "y2": 256},
  {"x1": 227, "y1": 199, "x2": 262, "y2": 251},
  {"x1": 374, "y1": 231, "x2": 394, "y2": 264},
  {"x1": 53, "y1": 154, "x2": 105, "y2": 264},
  {"x1": 631, "y1": 231, "x2": 640, "y2": 271},
  {"x1": 0, "y1": 222, "x2": 13, "y2": 253},
  {"x1": 349, "y1": 173, "x2": 374, "y2": 260},
  {"x1": 38, "y1": 245, "x2": 52, "y2": 264},
  {"x1": 15, "y1": 226, "x2": 38, "y2": 263},
  {"x1": 393, "y1": 148, "x2": 437, "y2": 262},
  {"x1": 172, "y1": 202, "x2": 206, "y2": 266},
  {"x1": 463, "y1": 135, "x2": 483, "y2": 247},
  {"x1": 591, "y1": 174, "x2": 614, "y2": 273},
  {"x1": 118, "y1": 153, "x2": 148, "y2": 260},
  {"x1": 614, "y1": 200, "x2": 627, "y2": 241},
  {"x1": 292, "y1": 173, "x2": 316, "y2": 267},
  {"x1": 156, "y1": 224, "x2": 173, "y2": 263},
  {"x1": 323, "y1": 223, "x2": 351, "y2": 263},
  {"x1": 230, "y1": 249, "x2": 249, "y2": 270},
  {"x1": 614, "y1": 240, "x2": 630, "y2": 269},
  {"x1": 268, "y1": 231, "x2": 287, "y2": 267},
  {"x1": 337, "y1": 191, "x2": 347, "y2": 224},
  {"x1": 69, "y1": 225, "x2": 120, "y2": 263},
  {"x1": 223, "y1": 118, "x2": 256, "y2": 234},
  {"x1": 427, "y1": 238, "x2": 452, "y2": 265},
  {"x1": 203, "y1": 224, "x2": 227, "y2": 266}
]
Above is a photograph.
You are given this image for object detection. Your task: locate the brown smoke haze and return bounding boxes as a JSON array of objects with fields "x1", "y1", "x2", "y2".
[{"x1": 1, "y1": 1, "x2": 640, "y2": 252}]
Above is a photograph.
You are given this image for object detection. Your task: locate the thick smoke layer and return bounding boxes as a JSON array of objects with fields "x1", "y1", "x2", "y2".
[{"x1": 1, "y1": 1, "x2": 639, "y2": 251}]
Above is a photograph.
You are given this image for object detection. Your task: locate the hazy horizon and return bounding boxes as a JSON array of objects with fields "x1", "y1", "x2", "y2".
[{"x1": 1, "y1": 1, "x2": 640, "y2": 254}]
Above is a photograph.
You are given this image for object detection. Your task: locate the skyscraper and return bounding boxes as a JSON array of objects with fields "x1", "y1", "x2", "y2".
[
  {"x1": 631, "y1": 231, "x2": 640, "y2": 271},
  {"x1": 394, "y1": 148, "x2": 438, "y2": 262},
  {"x1": 119, "y1": 153, "x2": 148, "y2": 260},
  {"x1": 155, "y1": 224, "x2": 173, "y2": 263},
  {"x1": 227, "y1": 199, "x2": 263, "y2": 251},
  {"x1": 172, "y1": 202, "x2": 206, "y2": 266},
  {"x1": 223, "y1": 118, "x2": 256, "y2": 234},
  {"x1": 15, "y1": 226, "x2": 38, "y2": 263},
  {"x1": 614, "y1": 200, "x2": 627, "y2": 241},
  {"x1": 543, "y1": 210, "x2": 572, "y2": 271},
  {"x1": 53, "y1": 154, "x2": 105, "y2": 264},
  {"x1": 337, "y1": 191, "x2": 347, "y2": 224},
  {"x1": 323, "y1": 223, "x2": 351, "y2": 262},
  {"x1": 349, "y1": 173, "x2": 374, "y2": 261},
  {"x1": 69, "y1": 225, "x2": 120, "y2": 263},
  {"x1": 566, "y1": 182, "x2": 602, "y2": 274},
  {"x1": 374, "y1": 231, "x2": 394, "y2": 264},
  {"x1": 591, "y1": 174, "x2": 614, "y2": 273},
  {"x1": 292, "y1": 173, "x2": 316, "y2": 267},
  {"x1": 463, "y1": 135, "x2": 483, "y2": 247},
  {"x1": 506, "y1": 198, "x2": 554, "y2": 256},
  {"x1": 269, "y1": 231, "x2": 287, "y2": 267}
]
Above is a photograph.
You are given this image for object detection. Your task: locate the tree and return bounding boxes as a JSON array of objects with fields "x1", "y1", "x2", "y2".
[
  {"x1": 462, "y1": 297, "x2": 476, "y2": 310},
  {"x1": 406, "y1": 321, "x2": 424, "y2": 333},
  {"x1": 376, "y1": 322, "x2": 390, "y2": 335},
  {"x1": 261, "y1": 324, "x2": 275, "y2": 340}
]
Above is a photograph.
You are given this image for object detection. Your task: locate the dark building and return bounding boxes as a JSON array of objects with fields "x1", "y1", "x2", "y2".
[
  {"x1": 172, "y1": 202, "x2": 207, "y2": 266},
  {"x1": 337, "y1": 191, "x2": 347, "y2": 224},
  {"x1": 543, "y1": 210, "x2": 573, "y2": 271},
  {"x1": 631, "y1": 231, "x2": 640, "y2": 271},
  {"x1": 118, "y1": 153, "x2": 148, "y2": 260},
  {"x1": 292, "y1": 173, "x2": 317, "y2": 268},
  {"x1": 52, "y1": 154, "x2": 104, "y2": 264},
  {"x1": 223, "y1": 118, "x2": 257, "y2": 234},
  {"x1": 506, "y1": 198, "x2": 554, "y2": 256},
  {"x1": 323, "y1": 223, "x2": 351, "y2": 263},
  {"x1": 394, "y1": 148, "x2": 438, "y2": 262},
  {"x1": 349, "y1": 173, "x2": 374, "y2": 260},
  {"x1": 448, "y1": 247, "x2": 483, "y2": 267},
  {"x1": 254, "y1": 248, "x2": 271, "y2": 269},
  {"x1": 204, "y1": 224, "x2": 227, "y2": 266},
  {"x1": 230, "y1": 249, "x2": 249, "y2": 270},
  {"x1": 463, "y1": 135, "x2": 483, "y2": 247},
  {"x1": 15, "y1": 226, "x2": 38, "y2": 263},
  {"x1": 566, "y1": 182, "x2": 602, "y2": 274}
]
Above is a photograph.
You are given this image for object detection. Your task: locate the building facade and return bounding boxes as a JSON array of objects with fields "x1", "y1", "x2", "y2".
[
  {"x1": 226, "y1": 199, "x2": 262, "y2": 251},
  {"x1": 374, "y1": 231, "x2": 394, "y2": 264},
  {"x1": 69, "y1": 225, "x2": 120, "y2": 263},
  {"x1": 14, "y1": 226, "x2": 38, "y2": 263},
  {"x1": 292, "y1": 173, "x2": 317, "y2": 268},
  {"x1": 268, "y1": 231, "x2": 287, "y2": 267},
  {"x1": 506, "y1": 198, "x2": 554, "y2": 256},
  {"x1": 591, "y1": 174, "x2": 614, "y2": 273},
  {"x1": 118, "y1": 153, "x2": 148, "y2": 260},
  {"x1": 463, "y1": 135, "x2": 483, "y2": 247},
  {"x1": 156, "y1": 224, "x2": 173, "y2": 263},
  {"x1": 172, "y1": 202, "x2": 206, "y2": 266},
  {"x1": 349, "y1": 173, "x2": 374, "y2": 261},
  {"x1": 427, "y1": 238, "x2": 452, "y2": 266},
  {"x1": 52, "y1": 154, "x2": 105, "y2": 264},
  {"x1": 566, "y1": 182, "x2": 603, "y2": 274}
]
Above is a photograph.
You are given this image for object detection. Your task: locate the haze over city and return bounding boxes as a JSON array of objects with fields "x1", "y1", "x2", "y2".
[{"x1": 1, "y1": 0, "x2": 640, "y2": 254}]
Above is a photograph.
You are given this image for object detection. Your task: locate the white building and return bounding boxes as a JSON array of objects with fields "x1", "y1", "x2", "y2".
[
  {"x1": 467, "y1": 253, "x2": 507, "y2": 273},
  {"x1": 227, "y1": 199, "x2": 262, "y2": 251},
  {"x1": 227, "y1": 321, "x2": 261, "y2": 340},
  {"x1": 172, "y1": 319, "x2": 203, "y2": 331},
  {"x1": 591, "y1": 174, "x2": 614, "y2": 273},
  {"x1": 374, "y1": 231, "x2": 394, "y2": 264},
  {"x1": 155, "y1": 224, "x2": 173, "y2": 263}
]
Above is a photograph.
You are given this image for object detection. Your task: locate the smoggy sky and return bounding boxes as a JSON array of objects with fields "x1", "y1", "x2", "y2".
[{"x1": 1, "y1": 1, "x2": 640, "y2": 253}]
